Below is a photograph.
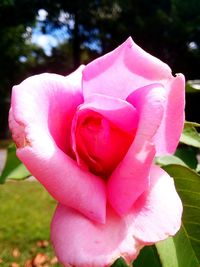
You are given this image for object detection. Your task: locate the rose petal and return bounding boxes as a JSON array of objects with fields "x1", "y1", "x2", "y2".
[
  {"x1": 10, "y1": 66, "x2": 84, "y2": 154},
  {"x1": 51, "y1": 204, "x2": 142, "y2": 267},
  {"x1": 83, "y1": 37, "x2": 172, "y2": 99},
  {"x1": 153, "y1": 74, "x2": 185, "y2": 155},
  {"x1": 107, "y1": 141, "x2": 155, "y2": 216},
  {"x1": 71, "y1": 94, "x2": 138, "y2": 176},
  {"x1": 127, "y1": 83, "x2": 166, "y2": 147},
  {"x1": 9, "y1": 67, "x2": 107, "y2": 223},
  {"x1": 78, "y1": 93, "x2": 138, "y2": 134},
  {"x1": 16, "y1": 144, "x2": 106, "y2": 223},
  {"x1": 130, "y1": 165, "x2": 182, "y2": 243},
  {"x1": 108, "y1": 84, "x2": 166, "y2": 215},
  {"x1": 51, "y1": 165, "x2": 182, "y2": 266}
]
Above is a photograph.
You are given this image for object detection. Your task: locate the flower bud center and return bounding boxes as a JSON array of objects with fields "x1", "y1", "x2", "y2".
[{"x1": 71, "y1": 110, "x2": 136, "y2": 178}]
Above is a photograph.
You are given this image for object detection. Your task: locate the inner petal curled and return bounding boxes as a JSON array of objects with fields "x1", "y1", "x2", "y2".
[{"x1": 71, "y1": 94, "x2": 139, "y2": 178}]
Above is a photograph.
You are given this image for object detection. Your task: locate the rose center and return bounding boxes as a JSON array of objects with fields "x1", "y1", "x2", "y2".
[{"x1": 71, "y1": 109, "x2": 136, "y2": 178}]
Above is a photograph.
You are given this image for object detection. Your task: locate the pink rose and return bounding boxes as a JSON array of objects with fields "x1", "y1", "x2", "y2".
[{"x1": 9, "y1": 37, "x2": 185, "y2": 267}]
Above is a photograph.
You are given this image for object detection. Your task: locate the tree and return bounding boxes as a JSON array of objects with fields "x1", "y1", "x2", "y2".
[{"x1": 0, "y1": 0, "x2": 44, "y2": 138}]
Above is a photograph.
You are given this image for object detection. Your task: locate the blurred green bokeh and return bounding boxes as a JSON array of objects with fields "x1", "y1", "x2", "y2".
[{"x1": 0, "y1": 180, "x2": 61, "y2": 266}]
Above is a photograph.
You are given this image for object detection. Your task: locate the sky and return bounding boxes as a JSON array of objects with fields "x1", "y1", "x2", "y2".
[
  {"x1": 31, "y1": 9, "x2": 70, "y2": 56},
  {"x1": 30, "y1": 9, "x2": 101, "y2": 56}
]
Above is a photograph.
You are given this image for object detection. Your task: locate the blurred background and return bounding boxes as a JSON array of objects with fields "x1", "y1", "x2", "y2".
[
  {"x1": 1, "y1": 1, "x2": 200, "y2": 266},
  {"x1": 1, "y1": 0, "x2": 200, "y2": 139}
]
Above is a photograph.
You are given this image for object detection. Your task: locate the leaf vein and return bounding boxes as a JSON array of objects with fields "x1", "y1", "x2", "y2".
[
  {"x1": 178, "y1": 189, "x2": 200, "y2": 195},
  {"x1": 183, "y1": 204, "x2": 200, "y2": 210}
]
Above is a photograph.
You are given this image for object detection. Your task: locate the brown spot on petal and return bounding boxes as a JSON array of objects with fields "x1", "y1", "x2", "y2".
[{"x1": 9, "y1": 110, "x2": 31, "y2": 149}]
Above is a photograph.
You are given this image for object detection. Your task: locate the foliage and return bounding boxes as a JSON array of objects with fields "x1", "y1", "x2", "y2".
[
  {"x1": 180, "y1": 121, "x2": 200, "y2": 148},
  {"x1": 0, "y1": 0, "x2": 46, "y2": 138},
  {"x1": 156, "y1": 164, "x2": 200, "y2": 267},
  {"x1": 0, "y1": 144, "x2": 30, "y2": 184}
]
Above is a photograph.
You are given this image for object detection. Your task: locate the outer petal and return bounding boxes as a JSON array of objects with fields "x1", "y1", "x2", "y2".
[
  {"x1": 9, "y1": 67, "x2": 106, "y2": 223},
  {"x1": 10, "y1": 66, "x2": 85, "y2": 154},
  {"x1": 51, "y1": 165, "x2": 182, "y2": 267},
  {"x1": 108, "y1": 84, "x2": 166, "y2": 215},
  {"x1": 16, "y1": 144, "x2": 106, "y2": 223},
  {"x1": 83, "y1": 37, "x2": 172, "y2": 100},
  {"x1": 51, "y1": 204, "x2": 142, "y2": 267},
  {"x1": 130, "y1": 165, "x2": 183, "y2": 243},
  {"x1": 153, "y1": 74, "x2": 185, "y2": 155}
]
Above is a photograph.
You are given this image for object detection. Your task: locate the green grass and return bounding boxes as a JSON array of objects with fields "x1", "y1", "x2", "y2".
[{"x1": 0, "y1": 180, "x2": 62, "y2": 266}]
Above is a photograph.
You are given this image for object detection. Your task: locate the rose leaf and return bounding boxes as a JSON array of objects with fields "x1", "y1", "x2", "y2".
[
  {"x1": 133, "y1": 245, "x2": 162, "y2": 267},
  {"x1": 180, "y1": 121, "x2": 200, "y2": 148},
  {"x1": 156, "y1": 164, "x2": 200, "y2": 267},
  {"x1": 0, "y1": 143, "x2": 30, "y2": 184}
]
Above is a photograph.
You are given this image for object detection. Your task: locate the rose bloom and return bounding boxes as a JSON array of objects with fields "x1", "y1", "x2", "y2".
[{"x1": 9, "y1": 37, "x2": 184, "y2": 267}]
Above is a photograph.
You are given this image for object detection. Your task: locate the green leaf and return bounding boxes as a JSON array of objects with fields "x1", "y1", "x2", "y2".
[
  {"x1": 133, "y1": 245, "x2": 162, "y2": 267},
  {"x1": 186, "y1": 80, "x2": 200, "y2": 93},
  {"x1": 156, "y1": 164, "x2": 200, "y2": 267},
  {"x1": 196, "y1": 164, "x2": 200, "y2": 173},
  {"x1": 156, "y1": 155, "x2": 187, "y2": 167},
  {"x1": 184, "y1": 121, "x2": 200, "y2": 127},
  {"x1": 111, "y1": 258, "x2": 129, "y2": 267},
  {"x1": 156, "y1": 227, "x2": 199, "y2": 267},
  {"x1": 180, "y1": 121, "x2": 200, "y2": 148},
  {"x1": 5, "y1": 163, "x2": 30, "y2": 180},
  {"x1": 175, "y1": 146, "x2": 198, "y2": 169},
  {"x1": 0, "y1": 144, "x2": 30, "y2": 184}
]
